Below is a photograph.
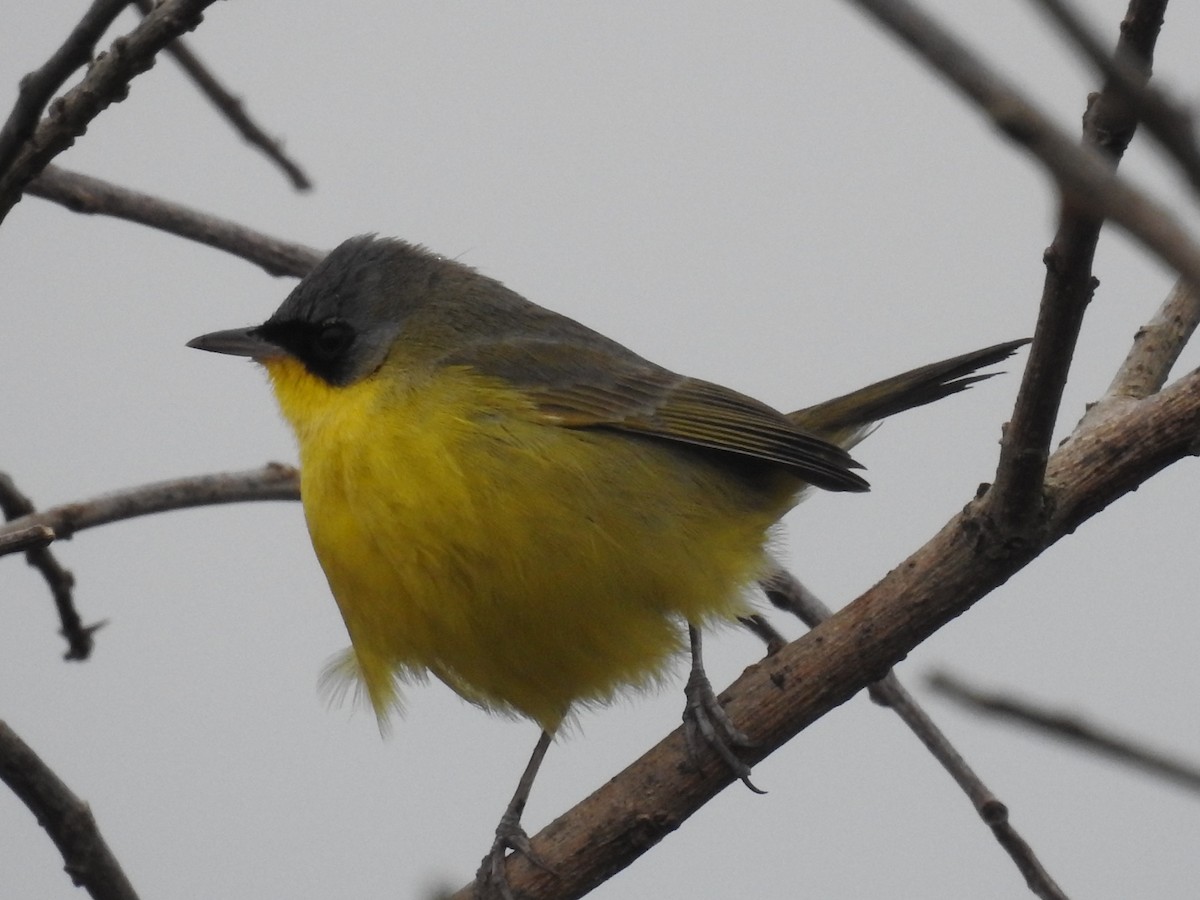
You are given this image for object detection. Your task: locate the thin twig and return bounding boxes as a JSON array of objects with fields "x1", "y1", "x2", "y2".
[
  {"x1": 0, "y1": 473, "x2": 96, "y2": 661},
  {"x1": 27, "y1": 165, "x2": 321, "y2": 277},
  {"x1": 130, "y1": 0, "x2": 312, "y2": 190},
  {"x1": 876, "y1": 675, "x2": 1069, "y2": 900},
  {"x1": 760, "y1": 569, "x2": 1068, "y2": 900},
  {"x1": 928, "y1": 671, "x2": 1200, "y2": 796},
  {"x1": 0, "y1": 464, "x2": 299, "y2": 555},
  {"x1": 1029, "y1": 0, "x2": 1200, "y2": 199},
  {"x1": 0, "y1": 0, "x2": 223, "y2": 224},
  {"x1": 0, "y1": 0, "x2": 130, "y2": 175},
  {"x1": 0, "y1": 720, "x2": 140, "y2": 900}
]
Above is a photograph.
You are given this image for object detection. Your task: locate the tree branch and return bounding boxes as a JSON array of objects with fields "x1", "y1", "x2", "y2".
[
  {"x1": 0, "y1": 524, "x2": 55, "y2": 554},
  {"x1": 1030, "y1": 0, "x2": 1200, "y2": 198},
  {"x1": 130, "y1": 0, "x2": 312, "y2": 191},
  {"x1": 1078, "y1": 278, "x2": 1200, "y2": 433},
  {"x1": 928, "y1": 671, "x2": 1200, "y2": 796},
  {"x1": 0, "y1": 0, "x2": 129, "y2": 175},
  {"x1": 994, "y1": 0, "x2": 1169, "y2": 529},
  {"x1": 762, "y1": 571, "x2": 1068, "y2": 900},
  {"x1": 441, "y1": 366, "x2": 1200, "y2": 898},
  {"x1": 0, "y1": 0, "x2": 223, "y2": 224},
  {"x1": 0, "y1": 720, "x2": 140, "y2": 900},
  {"x1": 0, "y1": 464, "x2": 299, "y2": 555},
  {"x1": 26, "y1": 165, "x2": 321, "y2": 277},
  {"x1": 0, "y1": 473, "x2": 97, "y2": 660},
  {"x1": 846, "y1": 0, "x2": 1174, "y2": 534}
]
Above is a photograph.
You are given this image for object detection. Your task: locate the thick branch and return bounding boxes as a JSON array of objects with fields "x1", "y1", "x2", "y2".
[
  {"x1": 444, "y1": 369, "x2": 1200, "y2": 899},
  {"x1": 0, "y1": 720, "x2": 140, "y2": 900},
  {"x1": 26, "y1": 165, "x2": 321, "y2": 277},
  {"x1": 0, "y1": 0, "x2": 222, "y2": 224}
]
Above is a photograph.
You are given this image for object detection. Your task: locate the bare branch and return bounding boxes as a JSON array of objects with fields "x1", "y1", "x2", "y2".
[
  {"x1": 0, "y1": 0, "x2": 129, "y2": 175},
  {"x1": 0, "y1": 524, "x2": 55, "y2": 554},
  {"x1": 847, "y1": 0, "x2": 1175, "y2": 533},
  {"x1": 0, "y1": 465, "x2": 299, "y2": 554},
  {"x1": 928, "y1": 671, "x2": 1200, "y2": 796},
  {"x1": 0, "y1": 720, "x2": 140, "y2": 900},
  {"x1": 438, "y1": 361, "x2": 1200, "y2": 899},
  {"x1": 843, "y1": 0, "x2": 1195, "y2": 279},
  {"x1": 0, "y1": 473, "x2": 95, "y2": 660},
  {"x1": 1030, "y1": 0, "x2": 1200, "y2": 198},
  {"x1": 1107, "y1": 279, "x2": 1200, "y2": 399},
  {"x1": 1078, "y1": 279, "x2": 1200, "y2": 433},
  {"x1": 762, "y1": 570, "x2": 1067, "y2": 900},
  {"x1": 26, "y1": 165, "x2": 321, "y2": 277},
  {"x1": 130, "y1": 0, "x2": 312, "y2": 190},
  {"x1": 0, "y1": 0, "x2": 223, "y2": 224}
]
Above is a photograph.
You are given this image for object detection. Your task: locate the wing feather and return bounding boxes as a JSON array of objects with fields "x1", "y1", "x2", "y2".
[{"x1": 444, "y1": 338, "x2": 868, "y2": 493}]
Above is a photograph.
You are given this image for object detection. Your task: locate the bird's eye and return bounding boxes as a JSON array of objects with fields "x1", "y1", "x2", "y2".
[{"x1": 310, "y1": 319, "x2": 354, "y2": 362}]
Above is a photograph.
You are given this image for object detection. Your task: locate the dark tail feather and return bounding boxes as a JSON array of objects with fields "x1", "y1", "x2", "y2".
[{"x1": 788, "y1": 338, "x2": 1029, "y2": 448}]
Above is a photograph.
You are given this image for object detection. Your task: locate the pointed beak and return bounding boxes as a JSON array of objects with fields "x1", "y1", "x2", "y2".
[{"x1": 187, "y1": 327, "x2": 280, "y2": 359}]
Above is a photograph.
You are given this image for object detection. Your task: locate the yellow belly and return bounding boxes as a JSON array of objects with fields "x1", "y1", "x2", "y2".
[{"x1": 264, "y1": 356, "x2": 795, "y2": 732}]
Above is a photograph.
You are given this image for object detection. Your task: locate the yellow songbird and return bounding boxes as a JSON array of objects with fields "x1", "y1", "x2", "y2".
[{"x1": 189, "y1": 235, "x2": 1024, "y2": 895}]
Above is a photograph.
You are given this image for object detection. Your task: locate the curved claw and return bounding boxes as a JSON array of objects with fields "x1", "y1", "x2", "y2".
[
  {"x1": 474, "y1": 816, "x2": 556, "y2": 900},
  {"x1": 682, "y1": 625, "x2": 766, "y2": 794}
]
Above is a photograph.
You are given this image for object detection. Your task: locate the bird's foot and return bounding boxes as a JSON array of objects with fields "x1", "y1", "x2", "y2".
[
  {"x1": 682, "y1": 625, "x2": 764, "y2": 794},
  {"x1": 473, "y1": 806, "x2": 556, "y2": 900}
]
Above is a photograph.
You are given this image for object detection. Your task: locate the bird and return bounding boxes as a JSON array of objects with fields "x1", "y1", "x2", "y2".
[{"x1": 188, "y1": 234, "x2": 1025, "y2": 897}]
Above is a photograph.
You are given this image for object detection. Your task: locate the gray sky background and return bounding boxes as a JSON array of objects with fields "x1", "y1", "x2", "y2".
[{"x1": 3, "y1": 3, "x2": 1199, "y2": 898}]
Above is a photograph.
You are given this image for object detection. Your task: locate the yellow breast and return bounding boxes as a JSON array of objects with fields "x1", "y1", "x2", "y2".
[{"x1": 263, "y1": 355, "x2": 793, "y2": 732}]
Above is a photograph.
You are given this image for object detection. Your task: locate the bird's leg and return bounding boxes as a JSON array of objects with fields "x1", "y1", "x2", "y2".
[
  {"x1": 737, "y1": 613, "x2": 788, "y2": 655},
  {"x1": 682, "y1": 623, "x2": 764, "y2": 794},
  {"x1": 474, "y1": 729, "x2": 558, "y2": 900}
]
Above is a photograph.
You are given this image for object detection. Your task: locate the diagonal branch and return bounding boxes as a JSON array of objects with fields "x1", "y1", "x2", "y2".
[
  {"x1": 130, "y1": 0, "x2": 312, "y2": 190},
  {"x1": 993, "y1": 0, "x2": 1169, "y2": 529},
  {"x1": 847, "y1": 0, "x2": 1173, "y2": 534},
  {"x1": 26, "y1": 165, "x2": 321, "y2": 277},
  {"x1": 928, "y1": 671, "x2": 1200, "y2": 796},
  {"x1": 1030, "y1": 0, "x2": 1200, "y2": 199},
  {"x1": 0, "y1": 0, "x2": 130, "y2": 175},
  {"x1": 0, "y1": 474, "x2": 96, "y2": 661},
  {"x1": 442, "y1": 367, "x2": 1200, "y2": 899},
  {"x1": 0, "y1": 720, "x2": 140, "y2": 900},
  {"x1": 1077, "y1": 278, "x2": 1200, "y2": 433},
  {"x1": 762, "y1": 571, "x2": 1067, "y2": 900},
  {"x1": 0, "y1": 0, "x2": 223, "y2": 224}
]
